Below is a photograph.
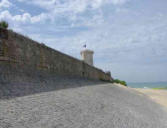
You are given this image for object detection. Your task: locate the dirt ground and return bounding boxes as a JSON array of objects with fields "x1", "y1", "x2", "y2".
[{"x1": 134, "y1": 88, "x2": 167, "y2": 109}]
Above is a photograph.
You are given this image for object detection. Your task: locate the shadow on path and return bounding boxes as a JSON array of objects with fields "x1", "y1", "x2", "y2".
[{"x1": 0, "y1": 75, "x2": 108, "y2": 100}]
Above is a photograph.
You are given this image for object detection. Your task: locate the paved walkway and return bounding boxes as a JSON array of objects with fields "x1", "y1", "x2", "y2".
[{"x1": 0, "y1": 83, "x2": 167, "y2": 128}]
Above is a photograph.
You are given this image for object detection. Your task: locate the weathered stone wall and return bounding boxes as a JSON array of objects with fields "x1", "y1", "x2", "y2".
[{"x1": 0, "y1": 28, "x2": 112, "y2": 82}]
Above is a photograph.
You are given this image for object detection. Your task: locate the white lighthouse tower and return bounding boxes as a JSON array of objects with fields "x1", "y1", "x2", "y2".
[{"x1": 80, "y1": 49, "x2": 94, "y2": 66}]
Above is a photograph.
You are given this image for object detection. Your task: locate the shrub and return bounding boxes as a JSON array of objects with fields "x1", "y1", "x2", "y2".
[
  {"x1": 112, "y1": 79, "x2": 127, "y2": 86},
  {"x1": 0, "y1": 21, "x2": 8, "y2": 29}
]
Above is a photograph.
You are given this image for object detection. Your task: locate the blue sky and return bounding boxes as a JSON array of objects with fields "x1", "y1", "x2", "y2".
[{"x1": 0, "y1": 0, "x2": 167, "y2": 82}]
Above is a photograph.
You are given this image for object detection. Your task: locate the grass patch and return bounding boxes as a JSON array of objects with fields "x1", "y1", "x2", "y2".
[{"x1": 152, "y1": 87, "x2": 167, "y2": 90}]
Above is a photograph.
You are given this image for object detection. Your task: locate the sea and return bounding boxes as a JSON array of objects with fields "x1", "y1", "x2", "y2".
[{"x1": 127, "y1": 82, "x2": 167, "y2": 89}]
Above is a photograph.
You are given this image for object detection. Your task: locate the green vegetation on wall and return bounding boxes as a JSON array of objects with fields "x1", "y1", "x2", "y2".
[
  {"x1": 0, "y1": 21, "x2": 8, "y2": 29},
  {"x1": 113, "y1": 79, "x2": 127, "y2": 86}
]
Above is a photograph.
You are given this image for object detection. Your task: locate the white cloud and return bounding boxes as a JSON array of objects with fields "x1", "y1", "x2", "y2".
[
  {"x1": 17, "y1": 0, "x2": 129, "y2": 13},
  {"x1": 31, "y1": 13, "x2": 48, "y2": 23},
  {"x1": 0, "y1": 0, "x2": 12, "y2": 9},
  {"x1": 0, "y1": 10, "x2": 48, "y2": 23},
  {"x1": 0, "y1": 10, "x2": 11, "y2": 19},
  {"x1": 13, "y1": 13, "x2": 31, "y2": 22},
  {"x1": 1, "y1": 0, "x2": 129, "y2": 24}
]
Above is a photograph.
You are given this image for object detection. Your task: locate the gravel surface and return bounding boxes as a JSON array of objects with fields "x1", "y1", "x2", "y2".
[{"x1": 0, "y1": 82, "x2": 167, "y2": 128}]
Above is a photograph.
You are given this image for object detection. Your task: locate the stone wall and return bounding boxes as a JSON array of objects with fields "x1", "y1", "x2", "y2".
[{"x1": 0, "y1": 28, "x2": 112, "y2": 82}]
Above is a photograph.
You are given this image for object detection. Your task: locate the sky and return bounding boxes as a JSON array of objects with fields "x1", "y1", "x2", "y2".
[{"x1": 0, "y1": 0, "x2": 167, "y2": 83}]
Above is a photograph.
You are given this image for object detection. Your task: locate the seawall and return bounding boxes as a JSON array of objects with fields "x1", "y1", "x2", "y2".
[{"x1": 0, "y1": 28, "x2": 112, "y2": 83}]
